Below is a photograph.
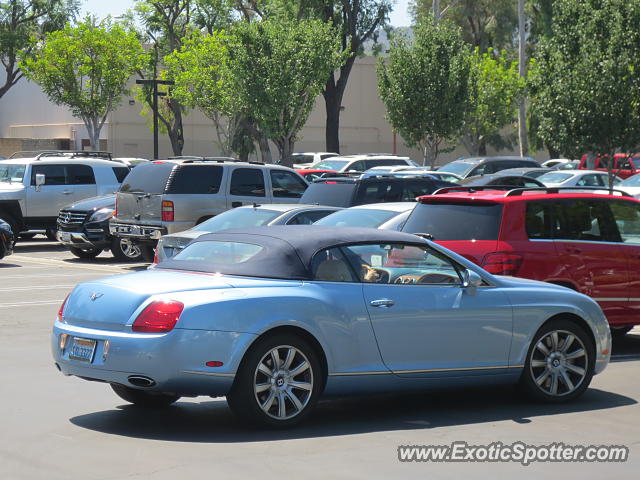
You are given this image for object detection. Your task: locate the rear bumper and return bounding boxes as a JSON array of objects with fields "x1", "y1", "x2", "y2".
[
  {"x1": 52, "y1": 321, "x2": 256, "y2": 397},
  {"x1": 109, "y1": 222, "x2": 166, "y2": 243}
]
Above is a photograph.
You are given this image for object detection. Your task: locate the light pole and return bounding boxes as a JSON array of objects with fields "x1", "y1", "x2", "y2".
[{"x1": 136, "y1": 78, "x2": 175, "y2": 160}]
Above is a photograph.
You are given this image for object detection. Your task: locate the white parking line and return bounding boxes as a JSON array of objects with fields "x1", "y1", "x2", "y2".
[
  {"x1": 0, "y1": 285, "x2": 76, "y2": 292},
  {"x1": 0, "y1": 273, "x2": 102, "y2": 280},
  {"x1": 0, "y1": 299, "x2": 64, "y2": 308},
  {"x1": 10, "y1": 255, "x2": 143, "y2": 273}
]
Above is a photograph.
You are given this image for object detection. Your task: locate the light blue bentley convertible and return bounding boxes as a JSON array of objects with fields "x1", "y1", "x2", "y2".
[{"x1": 52, "y1": 226, "x2": 611, "y2": 427}]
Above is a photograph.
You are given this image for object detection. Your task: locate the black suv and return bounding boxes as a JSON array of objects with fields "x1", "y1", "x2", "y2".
[
  {"x1": 299, "y1": 175, "x2": 457, "y2": 207},
  {"x1": 438, "y1": 156, "x2": 540, "y2": 179}
]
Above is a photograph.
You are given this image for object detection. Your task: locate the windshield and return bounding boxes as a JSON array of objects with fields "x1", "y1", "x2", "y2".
[
  {"x1": 314, "y1": 208, "x2": 400, "y2": 228},
  {"x1": 312, "y1": 159, "x2": 348, "y2": 171},
  {"x1": 437, "y1": 161, "x2": 476, "y2": 176},
  {"x1": 193, "y1": 208, "x2": 282, "y2": 232},
  {"x1": 0, "y1": 164, "x2": 26, "y2": 183},
  {"x1": 621, "y1": 174, "x2": 640, "y2": 187},
  {"x1": 538, "y1": 172, "x2": 573, "y2": 184}
]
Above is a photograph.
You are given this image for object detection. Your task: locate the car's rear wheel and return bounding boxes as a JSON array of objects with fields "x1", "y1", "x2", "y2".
[
  {"x1": 69, "y1": 246, "x2": 101, "y2": 259},
  {"x1": 520, "y1": 319, "x2": 595, "y2": 403},
  {"x1": 227, "y1": 333, "x2": 322, "y2": 428},
  {"x1": 111, "y1": 237, "x2": 143, "y2": 261},
  {"x1": 139, "y1": 245, "x2": 155, "y2": 262},
  {"x1": 110, "y1": 384, "x2": 180, "y2": 407}
]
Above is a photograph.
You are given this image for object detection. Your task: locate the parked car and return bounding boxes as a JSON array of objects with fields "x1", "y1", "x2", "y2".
[
  {"x1": 299, "y1": 175, "x2": 456, "y2": 207},
  {"x1": 52, "y1": 225, "x2": 610, "y2": 427},
  {"x1": 109, "y1": 159, "x2": 309, "y2": 260},
  {"x1": 0, "y1": 151, "x2": 129, "y2": 241},
  {"x1": 292, "y1": 152, "x2": 338, "y2": 169},
  {"x1": 154, "y1": 203, "x2": 341, "y2": 263},
  {"x1": 402, "y1": 186, "x2": 640, "y2": 335},
  {"x1": 296, "y1": 169, "x2": 337, "y2": 182},
  {"x1": 542, "y1": 159, "x2": 572, "y2": 168},
  {"x1": 391, "y1": 168, "x2": 463, "y2": 183},
  {"x1": 578, "y1": 153, "x2": 640, "y2": 179},
  {"x1": 0, "y1": 218, "x2": 14, "y2": 259},
  {"x1": 438, "y1": 156, "x2": 540, "y2": 179},
  {"x1": 57, "y1": 195, "x2": 142, "y2": 261},
  {"x1": 313, "y1": 202, "x2": 414, "y2": 230},
  {"x1": 555, "y1": 160, "x2": 580, "y2": 170},
  {"x1": 310, "y1": 154, "x2": 417, "y2": 173},
  {"x1": 537, "y1": 170, "x2": 622, "y2": 189},
  {"x1": 495, "y1": 167, "x2": 554, "y2": 179},
  {"x1": 459, "y1": 174, "x2": 545, "y2": 188},
  {"x1": 617, "y1": 173, "x2": 640, "y2": 198},
  {"x1": 112, "y1": 157, "x2": 150, "y2": 168}
]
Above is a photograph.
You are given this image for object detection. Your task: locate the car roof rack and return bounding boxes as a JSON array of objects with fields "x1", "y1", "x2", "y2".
[
  {"x1": 9, "y1": 150, "x2": 60, "y2": 159},
  {"x1": 32, "y1": 150, "x2": 113, "y2": 161},
  {"x1": 169, "y1": 156, "x2": 238, "y2": 163},
  {"x1": 433, "y1": 185, "x2": 633, "y2": 197}
]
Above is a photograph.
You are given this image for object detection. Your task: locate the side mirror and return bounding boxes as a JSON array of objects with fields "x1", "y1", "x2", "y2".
[
  {"x1": 35, "y1": 173, "x2": 45, "y2": 191},
  {"x1": 462, "y1": 269, "x2": 483, "y2": 288}
]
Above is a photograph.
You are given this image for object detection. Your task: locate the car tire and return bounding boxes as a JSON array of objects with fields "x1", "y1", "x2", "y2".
[
  {"x1": 519, "y1": 319, "x2": 595, "y2": 403},
  {"x1": 110, "y1": 383, "x2": 180, "y2": 407},
  {"x1": 111, "y1": 237, "x2": 143, "y2": 261},
  {"x1": 69, "y1": 246, "x2": 101, "y2": 260},
  {"x1": 611, "y1": 326, "x2": 633, "y2": 338},
  {"x1": 227, "y1": 333, "x2": 323, "y2": 428},
  {"x1": 46, "y1": 228, "x2": 58, "y2": 241}
]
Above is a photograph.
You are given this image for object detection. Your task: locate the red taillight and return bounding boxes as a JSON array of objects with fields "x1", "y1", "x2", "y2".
[
  {"x1": 162, "y1": 201, "x2": 174, "y2": 222},
  {"x1": 132, "y1": 300, "x2": 184, "y2": 333},
  {"x1": 57, "y1": 294, "x2": 70, "y2": 323},
  {"x1": 481, "y1": 252, "x2": 524, "y2": 276}
]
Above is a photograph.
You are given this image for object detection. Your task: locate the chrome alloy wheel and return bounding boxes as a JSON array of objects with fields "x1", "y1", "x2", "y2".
[
  {"x1": 529, "y1": 329, "x2": 588, "y2": 396},
  {"x1": 119, "y1": 238, "x2": 142, "y2": 259},
  {"x1": 253, "y1": 345, "x2": 314, "y2": 420}
]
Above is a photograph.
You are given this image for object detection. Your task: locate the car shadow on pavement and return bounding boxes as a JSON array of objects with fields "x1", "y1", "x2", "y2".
[{"x1": 69, "y1": 385, "x2": 636, "y2": 443}]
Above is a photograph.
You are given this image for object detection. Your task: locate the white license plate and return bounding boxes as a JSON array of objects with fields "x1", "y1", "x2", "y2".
[
  {"x1": 69, "y1": 337, "x2": 97, "y2": 363},
  {"x1": 60, "y1": 232, "x2": 71, "y2": 242}
]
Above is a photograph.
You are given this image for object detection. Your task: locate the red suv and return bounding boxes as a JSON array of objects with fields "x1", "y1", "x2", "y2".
[
  {"x1": 578, "y1": 153, "x2": 640, "y2": 179},
  {"x1": 402, "y1": 187, "x2": 640, "y2": 335}
]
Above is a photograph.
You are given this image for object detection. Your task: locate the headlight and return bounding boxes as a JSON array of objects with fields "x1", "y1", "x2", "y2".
[{"x1": 89, "y1": 208, "x2": 114, "y2": 223}]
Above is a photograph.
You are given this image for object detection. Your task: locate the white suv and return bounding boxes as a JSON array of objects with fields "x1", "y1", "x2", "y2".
[
  {"x1": 310, "y1": 154, "x2": 417, "y2": 173},
  {"x1": 0, "y1": 151, "x2": 129, "y2": 240}
]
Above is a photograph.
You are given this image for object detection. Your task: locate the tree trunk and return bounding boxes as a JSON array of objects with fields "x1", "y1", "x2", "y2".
[
  {"x1": 422, "y1": 143, "x2": 438, "y2": 169},
  {"x1": 433, "y1": 0, "x2": 441, "y2": 24},
  {"x1": 168, "y1": 99, "x2": 184, "y2": 156},
  {"x1": 323, "y1": 56, "x2": 356, "y2": 154},
  {"x1": 276, "y1": 136, "x2": 295, "y2": 168},
  {"x1": 240, "y1": 117, "x2": 272, "y2": 163},
  {"x1": 517, "y1": 0, "x2": 529, "y2": 156},
  {"x1": 478, "y1": 138, "x2": 487, "y2": 156},
  {"x1": 84, "y1": 117, "x2": 101, "y2": 151},
  {"x1": 546, "y1": 143, "x2": 560, "y2": 159}
]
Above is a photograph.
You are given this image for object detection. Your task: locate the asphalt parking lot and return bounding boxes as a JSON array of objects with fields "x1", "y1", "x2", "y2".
[{"x1": 1, "y1": 238, "x2": 639, "y2": 479}]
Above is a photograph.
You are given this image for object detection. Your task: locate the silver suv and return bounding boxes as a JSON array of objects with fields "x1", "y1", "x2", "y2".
[
  {"x1": 0, "y1": 151, "x2": 130, "y2": 240},
  {"x1": 109, "y1": 159, "x2": 309, "y2": 257}
]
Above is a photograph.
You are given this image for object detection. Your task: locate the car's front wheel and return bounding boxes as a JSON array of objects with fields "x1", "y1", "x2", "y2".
[
  {"x1": 69, "y1": 246, "x2": 101, "y2": 260},
  {"x1": 227, "y1": 333, "x2": 322, "y2": 428},
  {"x1": 520, "y1": 319, "x2": 595, "y2": 402},
  {"x1": 110, "y1": 384, "x2": 180, "y2": 407}
]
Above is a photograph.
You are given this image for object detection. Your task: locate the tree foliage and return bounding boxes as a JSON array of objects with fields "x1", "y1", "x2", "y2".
[
  {"x1": 0, "y1": 0, "x2": 79, "y2": 100},
  {"x1": 225, "y1": 18, "x2": 347, "y2": 166},
  {"x1": 20, "y1": 17, "x2": 146, "y2": 150},
  {"x1": 529, "y1": 0, "x2": 640, "y2": 186},
  {"x1": 377, "y1": 18, "x2": 470, "y2": 167},
  {"x1": 462, "y1": 48, "x2": 523, "y2": 156}
]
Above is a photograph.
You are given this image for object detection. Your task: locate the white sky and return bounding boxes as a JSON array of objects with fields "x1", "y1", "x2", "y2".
[{"x1": 80, "y1": 0, "x2": 412, "y2": 27}]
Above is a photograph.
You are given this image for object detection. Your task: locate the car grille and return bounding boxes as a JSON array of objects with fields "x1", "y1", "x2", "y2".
[{"x1": 58, "y1": 210, "x2": 89, "y2": 226}]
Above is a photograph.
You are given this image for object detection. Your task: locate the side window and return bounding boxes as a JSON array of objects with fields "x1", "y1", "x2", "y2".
[
  {"x1": 230, "y1": 168, "x2": 265, "y2": 197},
  {"x1": 167, "y1": 165, "x2": 223, "y2": 194},
  {"x1": 31, "y1": 164, "x2": 66, "y2": 185},
  {"x1": 342, "y1": 243, "x2": 461, "y2": 285},
  {"x1": 311, "y1": 247, "x2": 357, "y2": 282},
  {"x1": 286, "y1": 210, "x2": 333, "y2": 225},
  {"x1": 525, "y1": 202, "x2": 553, "y2": 239},
  {"x1": 364, "y1": 159, "x2": 405, "y2": 169},
  {"x1": 347, "y1": 160, "x2": 366, "y2": 172},
  {"x1": 270, "y1": 170, "x2": 307, "y2": 198},
  {"x1": 112, "y1": 167, "x2": 130, "y2": 183},
  {"x1": 618, "y1": 157, "x2": 632, "y2": 170},
  {"x1": 67, "y1": 165, "x2": 96, "y2": 185},
  {"x1": 610, "y1": 201, "x2": 640, "y2": 243},
  {"x1": 401, "y1": 181, "x2": 437, "y2": 201},
  {"x1": 576, "y1": 174, "x2": 602, "y2": 187},
  {"x1": 555, "y1": 200, "x2": 621, "y2": 242}
]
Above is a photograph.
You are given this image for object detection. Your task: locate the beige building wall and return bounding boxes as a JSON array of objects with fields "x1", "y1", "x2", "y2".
[{"x1": 0, "y1": 56, "x2": 534, "y2": 164}]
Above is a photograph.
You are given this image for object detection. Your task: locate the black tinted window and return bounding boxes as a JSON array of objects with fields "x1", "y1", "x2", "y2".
[
  {"x1": 610, "y1": 201, "x2": 640, "y2": 243},
  {"x1": 299, "y1": 183, "x2": 357, "y2": 207},
  {"x1": 364, "y1": 159, "x2": 407, "y2": 169},
  {"x1": 403, "y1": 203, "x2": 503, "y2": 241},
  {"x1": 287, "y1": 210, "x2": 335, "y2": 225},
  {"x1": 31, "y1": 165, "x2": 66, "y2": 185},
  {"x1": 525, "y1": 202, "x2": 554, "y2": 239},
  {"x1": 554, "y1": 200, "x2": 620, "y2": 242},
  {"x1": 119, "y1": 162, "x2": 174, "y2": 194},
  {"x1": 270, "y1": 170, "x2": 307, "y2": 198},
  {"x1": 167, "y1": 165, "x2": 223, "y2": 194},
  {"x1": 67, "y1": 165, "x2": 96, "y2": 185},
  {"x1": 112, "y1": 167, "x2": 130, "y2": 183},
  {"x1": 230, "y1": 168, "x2": 265, "y2": 197}
]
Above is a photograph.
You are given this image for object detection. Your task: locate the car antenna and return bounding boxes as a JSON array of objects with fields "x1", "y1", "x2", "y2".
[{"x1": 253, "y1": 203, "x2": 261, "y2": 209}]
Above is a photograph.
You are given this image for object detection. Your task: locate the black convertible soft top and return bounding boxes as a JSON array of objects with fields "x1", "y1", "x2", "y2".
[{"x1": 156, "y1": 225, "x2": 428, "y2": 280}]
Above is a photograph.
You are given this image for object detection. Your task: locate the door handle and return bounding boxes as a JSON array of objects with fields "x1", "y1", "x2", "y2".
[
  {"x1": 370, "y1": 299, "x2": 395, "y2": 308},
  {"x1": 231, "y1": 201, "x2": 243, "y2": 208}
]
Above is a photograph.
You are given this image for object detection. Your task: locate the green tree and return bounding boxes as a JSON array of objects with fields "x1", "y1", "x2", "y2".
[
  {"x1": 529, "y1": 0, "x2": 640, "y2": 188},
  {"x1": 377, "y1": 18, "x2": 470, "y2": 167},
  {"x1": 226, "y1": 18, "x2": 346, "y2": 166},
  {"x1": 20, "y1": 17, "x2": 146, "y2": 150},
  {"x1": 462, "y1": 49, "x2": 523, "y2": 156},
  {"x1": 0, "y1": 0, "x2": 79, "y2": 101}
]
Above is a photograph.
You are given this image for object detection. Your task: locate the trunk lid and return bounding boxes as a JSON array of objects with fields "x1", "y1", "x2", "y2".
[{"x1": 115, "y1": 191, "x2": 163, "y2": 224}]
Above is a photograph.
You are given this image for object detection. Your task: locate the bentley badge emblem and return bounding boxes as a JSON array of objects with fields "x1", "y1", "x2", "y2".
[{"x1": 89, "y1": 292, "x2": 104, "y2": 301}]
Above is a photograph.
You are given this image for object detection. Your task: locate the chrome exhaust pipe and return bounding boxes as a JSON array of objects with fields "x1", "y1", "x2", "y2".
[{"x1": 127, "y1": 375, "x2": 156, "y2": 387}]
